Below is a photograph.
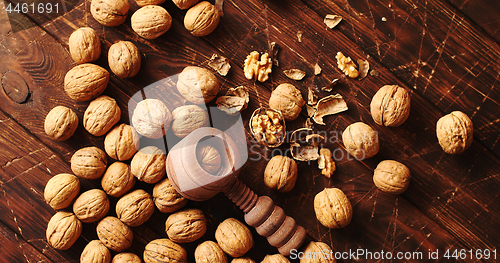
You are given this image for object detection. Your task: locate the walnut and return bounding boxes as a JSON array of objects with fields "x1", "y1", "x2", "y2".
[
  {"x1": 173, "y1": 0, "x2": 199, "y2": 9},
  {"x1": 152, "y1": 178, "x2": 188, "y2": 213},
  {"x1": 318, "y1": 148, "x2": 335, "y2": 178},
  {"x1": 132, "y1": 99, "x2": 172, "y2": 139},
  {"x1": 342, "y1": 122, "x2": 379, "y2": 160},
  {"x1": 172, "y1": 105, "x2": 210, "y2": 138},
  {"x1": 243, "y1": 51, "x2": 272, "y2": 82},
  {"x1": 197, "y1": 142, "x2": 222, "y2": 174},
  {"x1": 184, "y1": 1, "x2": 220, "y2": 37},
  {"x1": 46, "y1": 211, "x2": 82, "y2": 250},
  {"x1": 264, "y1": 155, "x2": 297, "y2": 193},
  {"x1": 84, "y1": 95, "x2": 121, "y2": 136},
  {"x1": 116, "y1": 189, "x2": 155, "y2": 227},
  {"x1": 80, "y1": 240, "x2": 111, "y2": 263},
  {"x1": 370, "y1": 85, "x2": 410, "y2": 127},
  {"x1": 177, "y1": 66, "x2": 220, "y2": 104},
  {"x1": 104, "y1": 124, "x2": 140, "y2": 161},
  {"x1": 261, "y1": 255, "x2": 289, "y2": 263},
  {"x1": 131, "y1": 5, "x2": 172, "y2": 39},
  {"x1": 131, "y1": 146, "x2": 166, "y2": 184},
  {"x1": 44, "y1": 173, "x2": 80, "y2": 210},
  {"x1": 144, "y1": 238, "x2": 187, "y2": 263},
  {"x1": 73, "y1": 189, "x2": 110, "y2": 223},
  {"x1": 108, "y1": 41, "x2": 141, "y2": 78},
  {"x1": 44, "y1": 106, "x2": 78, "y2": 141},
  {"x1": 91, "y1": 0, "x2": 129, "y2": 27},
  {"x1": 216, "y1": 86, "x2": 249, "y2": 116},
  {"x1": 314, "y1": 188, "x2": 352, "y2": 229},
  {"x1": 165, "y1": 208, "x2": 207, "y2": 243},
  {"x1": 269, "y1": 83, "x2": 305, "y2": 121},
  {"x1": 335, "y1": 52, "x2": 358, "y2": 78},
  {"x1": 101, "y1": 162, "x2": 136, "y2": 197},
  {"x1": 195, "y1": 240, "x2": 228, "y2": 263},
  {"x1": 134, "y1": 0, "x2": 165, "y2": 7},
  {"x1": 250, "y1": 108, "x2": 285, "y2": 147},
  {"x1": 71, "y1": 147, "x2": 108, "y2": 179},
  {"x1": 373, "y1": 160, "x2": 411, "y2": 195},
  {"x1": 68, "y1": 27, "x2": 101, "y2": 64},
  {"x1": 215, "y1": 218, "x2": 253, "y2": 257},
  {"x1": 312, "y1": 94, "x2": 348, "y2": 125},
  {"x1": 64, "y1": 63, "x2": 110, "y2": 101},
  {"x1": 232, "y1": 258, "x2": 256, "y2": 263},
  {"x1": 436, "y1": 111, "x2": 473, "y2": 154},
  {"x1": 112, "y1": 253, "x2": 142, "y2": 263},
  {"x1": 300, "y1": 241, "x2": 336, "y2": 263},
  {"x1": 97, "y1": 216, "x2": 133, "y2": 252}
]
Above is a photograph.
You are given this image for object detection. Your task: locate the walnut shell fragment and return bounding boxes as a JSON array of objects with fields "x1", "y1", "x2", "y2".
[
  {"x1": 314, "y1": 188, "x2": 352, "y2": 229},
  {"x1": 243, "y1": 51, "x2": 272, "y2": 82},
  {"x1": 357, "y1": 59, "x2": 370, "y2": 79},
  {"x1": 46, "y1": 211, "x2": 82, "y2": 250},
  {"x1": 283, "y1": 69, "x2": 306, "y2": 80},
  {"x1": 312, "y1": 94, "x2": 348, "y2": 125},
  {"x1": 321, "y1": 79, "x2": 339, "y2": 92},
  {"x1": 307, "y1": 87, "x2": 318, "y2": 106},
  {"x1": 144, "y1": 238, "x2": 187, "y2": 263},
  {"x1": 324, "y1": 14, "x2": 342, "y2": 29},
  {"x1": 290, "y1": 128, "x2": 325, "y2": 161},
  {"x1": 97, "y1": 216, "x2": 133, "y2": 252},
  {"x1": 208, "y1": 53, "x2": 231, "y2": 76},
  {"x1": 216, "y1": 86, "x2": 249, "y2": 116},
  {"x1": 314, "y1": 63, "x2": 322, "y2": 75}
]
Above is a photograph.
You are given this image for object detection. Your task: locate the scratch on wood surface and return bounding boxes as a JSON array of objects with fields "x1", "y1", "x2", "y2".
[
  {"x1": 365, "y1": 0, "x2": 381, "y2": 58},
  {"x1": 3, "y1": 154, "x2": 56, "y2": 186},
  {"x1": 382, "y1": 197, "x2": 399, "y2": 249},
  {"x1": 1, "y1": 148, "x2": 46, "y2": 169},
  {"x1": 1, "y1": 185, "x2": 24, "y2": 237}
]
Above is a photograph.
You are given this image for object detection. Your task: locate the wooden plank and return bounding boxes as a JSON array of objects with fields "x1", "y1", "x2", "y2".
[
  {"x1": 0, "y1": 220, "x2": 52, "y2": 263},
  {"x1": 448, "y1": 0, "x2": 500, "y2": 44}
]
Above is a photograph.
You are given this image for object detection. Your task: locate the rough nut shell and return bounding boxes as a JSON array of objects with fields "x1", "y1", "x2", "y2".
[
  {"x1": 373, "y1": 160, "x2": 411, "y2": 195},
  {"x1": 172, "y1": 105, "x2": 210, "y2": 138},
  {"x1": 144, "y1": 238, "x2": 187, "y2": 263},
  {"x1": 177, "y1": 66, "x2": 220, "y2": 104},
  {"x1": 370, "y1": 85, "x2": 411, "y2": 127},
  {"x1": 108, "y1": 41, "x2": 141, "y2": 78},
  {"x1": 184, "y1": 1, "x2": 220, "y2": 37},
  {"x1": 84, "y1": 95, "x2": 121, "y2": 136},
  {"x1": 46, "y1": 211, "x2": 82, "y2": 250},
  {"x1": 131, "y1": 146, "x2": 166, "y2": 184},
  {"x1": 134, "y1": 0, "x2": 166, "y2": 7},
  {"x1": 80, "y1": 240, "x2": 111, "y2": 263},
  {"x1": 44, "y1": 106, "x2": 78, "y2": 141},
  {"x1": 232, "y1": 258, "x2": 256, "y2": 263},
  {"x1": 173, "y1": 0, "x2": 199, "y2": 9},
  {"x1": 97, "y1": 216, "x2": 133, "y2": 252},
  {"x1": 44, "y1": 173, "x2": 80, "y2": 210},
  {"x1": 342, "y1": 122, "x2": 379, "y2": 160},
  {"x1": 436, "y1": 111, "x2": 473, "y2": 154},
  {"x1": 165, "y1": 208, "x2": 207, "y2": 243},
  {"x1": 261, "y1": 254, "x2": 290, "y2": 263},
  {"x1": 104, "y1": 124, "x2": 140, "y2": 161},
  {"x1": 91, "y1": 0, "x2": 129, "y2": 26},
  {"x1": 112, "y1": 253, "x2": 142, "y2": 263},
  {"x1": 116, "y1": 189, "x2": 155, "y2": 227},
  {"x1": 64, "y1": 63, "x2": 110, "y2": 101},
  {"x1": 269, "y1": 83, "x2": 305, "y2": 121},
  {"x1": 69, "y1": 27, "x2": 101, "y2": 64},
  {"x1": 300, "y1": 241, "x2": 336, "y2": 263},
  {"x1": 195, "y1": 241, "x2": 228, "y2": 263},
  {"x1": 101, "y1": 162, "x2": 136, "y2": 197},
  {"x1": 264, "y1": 155, "x2": 297, "y2": 193},
  {"x1": 73, "y1": 189, "x2": 110, "y2": 223},
  {"x1": 314, "y1": 188, "x2": 352, "y2": 229},
  {"x1": 152, "y1": 178, "x2": 188, "y2": 213},
  {"x1": 132, "y1": 99, "x2": 172, "y2": 139},
  {"x1": 131, "y1": 5, "x2": 172, "y2": 39},
  {"x1": 196, "y1": 142, "x2": 222, "y2": 174},
  {"x1": 215, "y1": 218, "x2": 253, "y2": 257},
  {"x1": 71, "y1": 146, "x2": 108, "y2": 179}
]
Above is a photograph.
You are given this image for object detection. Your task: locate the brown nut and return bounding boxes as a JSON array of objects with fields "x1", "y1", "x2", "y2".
[
  {"x1": 269, "y1": 83, "x2": 305, "y2": 121},
  {"x1": 132, "y1": 99, "x2": 172, "y2": 139},
  {"x1": 144, "y1": 238, "x2": 187, "y2": 263},
  {"x1": 335, "y1": 52, "x2": 358, "y2": 78},
  {"x1": 216, "y1": 86, "x2": 249, "y2": 116},
  {"x1": 131, "y1": 146, "x2": 166, "y2": 184},
  {"x1": 215, "y1": 218, "x2": 253, "y2": 257},
  {"x1": 112, "y1": 253, "x2": 142, "y2": 263},
  {"x1": 131, "y1": 5, "x2": 172, "y2": 39},
  {"x1": 44, "y1": 106, "x2": 78, "y2": 141},
  {"x1": 173, "y1": 0, "x2": 199, "y2": 9},
  {"x1": 116, "y1": 189, "x2": 155, "y2": 227},
  {"x1": 91, "y1": 0, "x2": 129, "y2": 26},
  {"x1": 264, "y1": 155, "x2": 298, "y2": 193},
  {"x1": 65, "y1": 63, "x2": 110, "y2": 101},
  {"x1": 71, "y1": 147, "x2": 108, "y2": 179},
  {"x1": 196, "y1": 142, "x2": 222, "y2": 174},
  {"x1": 44, "y1": 173, "x2": 80, "y2": 210},
  {"x1": 300, "y1": 241, "x2": 336, "y2": 263},
  {"x1": 243, "y1": 51, "x2": 273, "y2": 82},
  {"x1": 108, "y1": 41, "x2": 141, "y2": 78},
  {"x1": 318, "y1": 148, "x2": 335, "y2": 178},
  {"x1": 195, "y1": 240, "x2": 228, "y2": 263},
  {"x1": 436, "y1": 111, "x2": 473, "y2": 154},
  {"x1": 250, "y1": 108, "x2": 285, "y2": 147},
  {"x1": 97, "y1": 216, "x2": 133, "y2": 252},
  {"x1": 261, "y1": 254, "x2": 290, "y2": 263},
  {"x1": 134, "y1": 0, "x2": 166, "y2": 7},
  {"x1": 342, "y1": 122, "x2": 379, "y2": 160},
  {"x1": 73, "y1": 189, "x2": 110, "y2": 223},
  {"x1": 80, "y1": 240, "x2": 111, "y2": 263},
  {"x1": 152, "y1": 178, "x2": 188, "y2": 213},
  {"x1": 84, "y1": 95, "x2": 121, "y2": 136},
  {"x1": 232, "y1": 259, "x2": 256, "y2": 263},
  {"x1": 370, "y1": 85, "x2": 411, "y2": 127},
  {"x1": 373, "y1": 160, "x2": 411, "y2": 195},
  {"x1": 165, "y1": 208, "x2": 207, "y2": 243},
  {"x1": 184, "y1": 1, "x2": 220, "y2": 37},
  {"x1": 69, "y1": 27, "x2": 101, "y2": 64},
  {"x1": 314, "y1": 188, "x2": 352, "y2": 229},
  {"x1": 104, "y1": 124, "x2": 140, "y2": 161},
  {"x1": 172, "y1": 105, "x2": 210, "y2": 138},
  {"x1": 177, "y1": 66, "x2": 220, "y2": 104},
  {"x1": 101, "y1": 162, "x2": 136, "y2": 197},
  {"x1": 46, "y1": 211, "x2": 82, "y2": 250}
]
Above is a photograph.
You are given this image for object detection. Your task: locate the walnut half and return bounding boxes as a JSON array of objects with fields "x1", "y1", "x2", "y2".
[
  {"x1": 243, "y1": 51, "x2": 272, "y2": 82},
  {"x1": 335, "y1": 52, "x2": 359, "y2": 78}
]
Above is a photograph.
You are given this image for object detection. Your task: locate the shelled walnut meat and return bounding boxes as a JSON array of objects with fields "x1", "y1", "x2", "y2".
[
  {"x1": 165, "y1": 208, "x2": 207, "y2": 243},
  {"x1": 177, "y1": 66, "x2": 220, "y2": 104},
  {"x1": 97, "y1": 216, "x2": 133, "y2": 252},
  {"x1": 195, "y1": 241, "x2": 228, "y2": 263},
  {"x1": 116, "y1": 189, "x2": 155, "y2": 227},
  {"x1": 250, "y1": 108, "x2": 285, "y2": 147},
  {"x1": 131, "y1": 146, "x2": 166, "y2": 183},
  {"x1": 335, "y1": 52, "x2": 358, "y2": 78},
  {"x1": 46, "y1": 211, "x2": 82, "y2": 250},
  {"x1": 104, "y1": 124, "x2": 140, "y2": 161},
  {"x1": 108, "y1": 41, "x2": 141, "y2": 78},
  {"x1": 301, "y1": 241, "x2": 336, "y2": 263},
  {"x1": 436, "y1": 111, "x2": 473, "y2": 154},
  {"x1": 91, "y1": 0, "x2": 129, "y2": 26},
  {"x1": 370, "y1": 85, "x2": 411, "y2": 127},
  {"x1": 80, "y1": 240, "x2": 111, "y2": 263},
  {"x1": 134, "y1": 0, "x2": 165, "y2": 7},
  {"x1": 215, "y1": 218, "x2": 253, "y2": 257},
  {"x1": 44, "y1": 173, "x2": 80, "y2": 210},
  {"x1": 71, "y1": 146, "x2": 108, "y2": 179},
  {"x1": 152, "y1": 178, "x2": 188, "y2": 213},
  {"x1": 44, "y1": 106, "x2": 78, "y2": 141},
  {"x1": 264, "y1": 155, "x2": 298, "y2": 193},
  {"x1": 112, "y1": 253, "x2": 142, "y2": 263},
  {"x1": 131, "y1": 5, "x2": 172, "y2": 39},
  {"x1": 373, "y1": 160, "x2": 411, "y2": 195},
  {"x1": 144, "y1": 238, "x2": 187, "y2": 263},
  {"x1": 173, "y1": 0, "x2": 199, "y2": 9},
  {"x1": 314, "y1": 188, "x2": 352, "y2": 229},
  {"x1": 73, "y1": 189, "x2": 110, "y2": 223},
  {"x1": 68, "y1": 27, "x2": 101, "y2": 64},
  {"x1": 269, "y1": 83, "x2": 305, "y2": 121},
  {"x1": 84, "y1": 95, "x2": 121, "y2": 136},
  {"x1": 184, "y1": 1, "x2": 220, "y2": 37},
  {"x1": 342, "y1": 122, "x2": 379, "y2": 160},
  {"x1": 261, "y1": 254, "x2": 290, "y2": 263},
  {"x1": 243, "y1": 51, "x2": 272, "y2": 82},
  {"x1": 101, "y1": 161, "x2": 136, "y2": 197},
  {"x1": 64, "y1": 63, "x2": 110, "y2": 101},
  {"x1": 132, "y1": 99, "x2": 172, "y2": 139},
  {"x1": 172, "y1": 105, "x2": 210, "y2": 138},
  {"x1": 318, "y1": 148, "x2": 335, "y2": 178}
]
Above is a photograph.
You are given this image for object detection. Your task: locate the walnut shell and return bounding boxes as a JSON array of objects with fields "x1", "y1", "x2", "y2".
[
  {"x1": 300, "y1": 241, "x2": 336, "y2": 263},
  {"x1": 71, "y1": 147, "x2": 108, "y2": 179},
  {"x1": 195, "y1": 241, "x2": 228, "y2": 263},
  {"x1": 131, "y1": 146, "x2": 166, "y2": 183},
  {"x1": 261, "y1": 254, "x2": 290, "y2": 263},
  {"x1": 184, "y1": 1, "x2": 220, "y2": 37},
  {"x1": 373, "y1": 160, "x2": 411, "y2": 195},
  {"x1": 116, "y1": 189, "x2": 155, "y2": 227},
  {"x1": 134, "y1": 0, "x2": 166, "y2": 7},
  {"x1": 144, "y1": 238, "x2": 187, "y2": 263},
  {"x1": 69, "y1": 27, "x2": 101, "y2": 64},
  {"x1": 314, "y1": 188, "x2": 352, "y2": 229},
  {"x1": 91, "y1": 0, "x2": 129, "y2": 26},
  {"x1": 104, "y1": 124, "x2": 140, "y2": 161},
  {"x1": 342, "y1": 122, "x2": 379, "y2": 160},
  {"x1": 196, "y1": 142, "x2": 222, "y2": 174},
  {"x1": 84, "y1": 95, "x2": 121, "y2": 136},
  {"x1": 152, "y1": 178, "x2": 188, "y2": 213},
  {"x1": 44, "y1": 106, "x2": 78, "y2": 141},
  {"x1": 108, "y1": 41, "x2": 141, "y2": 78},
  {"x1": 101, "y1": 162, "x2": 136, "y2": 197},
  {"x1": 177, "y1": 66, "x2": 220, "y2": 104},
  {"x1": 165, "y1": 208, "x2": 207, "y2": 243},
  {"x1": 44, "y1": 173, "x2": 80, "y2": 210},
  {"x1": 264, "y1": 155, "x2": 297, "y2": 193},
  {"x1": 97, "y1": 216, "x2": 133, "y2": 252},
  {"x1": 172, "y1": 105, "x2": 210, "y2": 138},
  {"x1": 46, "y1": 211, "x2": 82, "y2": 250},
  {"x1": 112, "y1": 253, "x2": 142, "y2": 263},
  {"x1": 436, "y1": 111, "x2": 473, "y2": 154},
  {"x1": 173, "y1": 0, "x2": 199, "y2": 9},
  {"x1": 370, "y1": 85, "x2": 411, "y2": 127},
  {"x1": 232, "y1": 258, "x2": 256, "y2": 263},
  {"x1": 81, "y1": 240, "x2": 111, "y2": 263},
  {"x1": 73, "y1": 189, "x2": 110, "y2": 223},
  {"x1": 131, "y1": 5, "x2": 172, "y2": 39},
  {"x1": 65, "y1": 63, "x2": 110, "y2": 101},
  {"x1": 215, "y1": 218, "x2": 253, "y2": 257},
  {"x1": 269, "y1": 83, "x2": 305, "y2": 121},
  {"x1": 132, "y1": 99, "x2": 172, "y2": 139}
]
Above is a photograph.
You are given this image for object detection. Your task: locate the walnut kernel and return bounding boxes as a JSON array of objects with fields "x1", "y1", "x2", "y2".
[
  {"x1": 250, "y1": 108, "x2": 285, "y2": 147},
  {"x1": 44, "y1": 106, "x2": 78, "y2": 141},
  {"x1": 335, "y1": 52, "x2": 358, "y2": 78},
  {"x1": 243, "y1": 51, "x2": 272, "y2": 82},
  {"x1": 318, "y1": 148, "x2": 335, "y2": 178}
]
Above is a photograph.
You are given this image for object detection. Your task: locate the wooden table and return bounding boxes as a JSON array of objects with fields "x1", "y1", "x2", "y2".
[{"x1": 1, "y1": 0, "x2": 499, "y2": 262}]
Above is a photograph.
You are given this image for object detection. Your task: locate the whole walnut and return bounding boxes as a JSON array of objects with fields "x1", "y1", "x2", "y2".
[
  {"x1": 108, "y1": 41, "x2": 141, "y2": 78},
  {"x1": 314, "y1": 188, "x2": 352, "y2": 229},
  {"x1": 46, "y1": 211, "x2": 82, "y2": 250},
  {"x1": 269, "y1": 83, "x2": 305, "y2": 121},
  {"x1": 91, "y1": 0, "x2": 129, "y2": 26},
  {"x1": 104, "y1": 124, "x2": 140, "y2": 161},
  {"x1": 65, "y1": 63, "x2": 109, "y2": 101},
  {"x1": 172, "y1": 105, "x2": 210, "y2": 138},
  {"x1": 81, "y1": 240, "x2": 111, "y2": 263},
  {"x1": 300, "y1": 241, "x2": 336, "y2": 263},
  {"x1": 436, "y1": 111, "x2": 473, "y2": 154},
  {"x1": 71, "y1": 147, "x2": 108, "y2": 179},
  {"x1": 152, "y1": 178, "x2": 188, "y2": 213},
  {"x1": 370, "y1": 85, "x2": 411, "y2": 127},
  {"x1": 177, "y1": 66, "x2": 220, "y2": 104},
  {"x1": 112, "y1": 253, "x2": 142, "y2": 263},
  {"x1": 215, "y1": 218, "x2": 253, "y2": 257},
  {"x1": 173, "y1": 0, "x2": 199, "y2": 9},
  {"x1": 116, "y1": 189, "x2": 155, "y2": 227},
  {"x1": 261, "y1": 254, "x2": 290, "y2": 263},
  {"x1": 131, "y1": 5, "x2": 172, "y2": 39},
  {"x1": 196, "y1": 142, "x2": 222, "y2": 174},
  {"x1": 84, "y1": 95, "x2": 121, "y2": 136},
  {"x1": 144, "y1": 238, "x2": 187, "y2": 263},
  {"x1": 132, "y1": 99, "x2": 172, "y2": 139},
  {"x1": 131, "y1": 146, "x2": 166, "y2": 184},
  {"x1": 69, "y1": 27, "x2": 101, "y2": 64},
  {"x1": 184, "y1": 1, "x2": 220, "y2": 37},
  {"x1": 165, "y1": 208, "x2": 207, "y2": 243},
  {"x1": 342, "y1": 122, "x2": 379, "y2": 160},
  {"x1": 97, "y1": 216, "x2": 133, "y2": 252},
  {"x1": 264, "y1": 155, "x2": 297, "y2": 193},
  {"x1": 373, "y1": 160, "x2": 411, "y2": 195},
  {"x1": 101, "y1": 161, "x2": 136, "y2": 197},
  {"x1": 73, "y1": 189, "x2": 110, "y2": 223},
  {"x1": 44, "y1": 173, "x2": 80, "y2": 210},
  {"x1": 232, "y1": 258, "x2": 256, "y2": 263},
  {"x1": 134, "y1": 0, "x2": 165, "y2": 7},
  {"x1": 44, "y1": 106, "x2": 78, "y2": 141},
  {"x1": 195, "y1": 241, "x2": 228, "y2": 263}
]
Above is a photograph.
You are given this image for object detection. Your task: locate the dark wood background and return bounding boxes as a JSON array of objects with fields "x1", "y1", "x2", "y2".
[{"x1": 1, "y1": 0, "x2": 499, "y2": 262}]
